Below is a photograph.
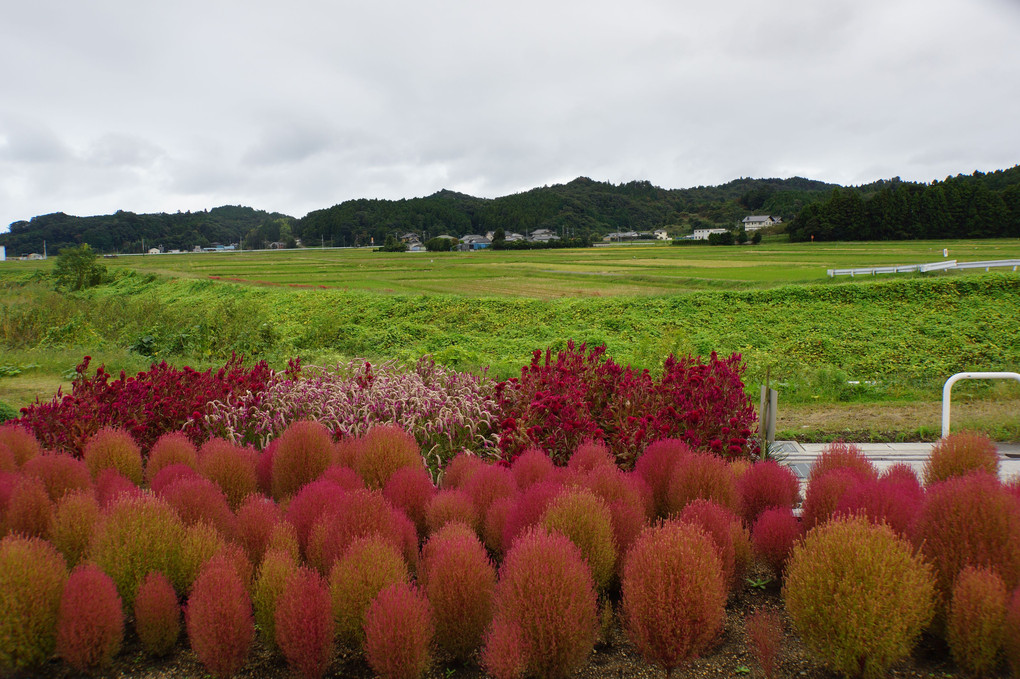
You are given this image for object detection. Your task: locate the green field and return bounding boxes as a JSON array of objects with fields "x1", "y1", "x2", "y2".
[
  {"x1": 74, "y1": 238, "x2": 1020, "y2": 298},
  {"x1": 2, "y1": 239, "x2": 1019, "y2": 440}
]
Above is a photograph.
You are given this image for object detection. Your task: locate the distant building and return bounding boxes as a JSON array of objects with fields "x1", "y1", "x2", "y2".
[
  {"x1": 0, "y1": 245, "x2": 5, "y2": 261},
  {"x1": 692, "y1": 228, "x2": 729, "y2": 240},
  {"x1": 742, "y1": 215, "x2": 780, "y2": 232},
  {"x1": 529, "y1": 229, "x2": 560, "y2": 242},
  {"x1": 458, "y1": 235, "x2": 492, "y2": 250},
  {"x1": 603, "y1": 231, "x2": 640, "y2": 242},
  {"x1": 653, "y1": 229, "x2": 670, "y2": 240},
  {"x1": 147, "y1": 248, "x2": 161, "y2": 254}
]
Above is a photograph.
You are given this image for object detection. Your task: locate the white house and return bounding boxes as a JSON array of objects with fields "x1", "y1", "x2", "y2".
[
  {"x1": 692, "y1": 228, "x2": 729, "y2": 240},
  {"x1": 653, "y1": 229, "x2": 670, "y2": 241},
  {"x1": 147, "y1": 248, "x2": 161, "y2": 255},
  {"x1": 741, "y1": 215, "x2": 780, "y2": 232}
]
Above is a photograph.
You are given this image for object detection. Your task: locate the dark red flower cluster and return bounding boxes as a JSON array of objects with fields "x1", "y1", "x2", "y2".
[
  {"x1": 18, "y1": 355, "x2": 274, "y2": 456},
  {"x1": 494, "y1": 342, "x2": 756, "y2": 468}
]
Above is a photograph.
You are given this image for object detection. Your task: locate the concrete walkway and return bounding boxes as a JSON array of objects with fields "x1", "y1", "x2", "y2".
[{"x1": 775, "y1": 440, "x2": 1020, "y2": 483}]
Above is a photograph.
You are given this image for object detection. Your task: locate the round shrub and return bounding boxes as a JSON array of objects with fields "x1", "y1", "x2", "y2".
[
  {"x1": 578, "y1": 464, "x2": 652, "y2": 520},
  {"x1": 332, "y1": 434, "x2": 363, "y2": 469},
  {"x1": 235, "y1": 493, "x2": 283, "y2": 565},
  {"x1": 253, "y1": 548, "x2": 298, "y2": 651},
  {"x1": 1004, "y1": 587, "x2": 1020, "y2": 677},
  {"x1": 568, "y1": 439, "x2": 615, "y2": 475},
  {"x1": 4, "y1": 473, "x2": 55, "y2": 539},
  {"x1": 481, "y1": 619, "x2": 527, "y2": 679},
  {"x1": 510, "y1": 446, "x2": 557, "y2": 489},
  {"x1": 800, "y1": 468, "x2": 861, "y2": 531},
  {"x1": 306, "y1": 489, "x2": 417, "y2": 575},
  {"x1": 440, "y1": 451, "x2": 484, "y2": 489},
  {"x1": 177, "y1": 522, "x2": 229, "y2": 593},
  {"x1": 256, "y1": 439, "x2": 276, "y2": 495},
  {"x1": 185, "y1": 556, "x2": 253, "y2": 679},
  {"x1": 0, "y1": 535, "x2": 68, "y2": 675},
  {"x1": 149, "y1": 462, "x2": 200, "y2": 495},
  {"x1": 678, "y1": 498, "x2": 744, "y2": 593},
  {"x1": 540, "y1": 487, "x2": 617, "y2": 592},
  {"x1": 363, "y1": 583, "x2": 433, "y2": 679},
  {"x1": 736, "y1": 459, "x2": 800, "y2": 526},
  {"x1": 621, "y1": 520, "x2": 726, "y2": 676},
  {"x1": 89, "y1": 494, "x2": 186, "y2": 608},
  {"x1": 83, "y1": 427, "x2": 143, "y2": 486},
  {"x1": 882, "y1": 462, "x2": 921, "y2": 488},
  {"x1": 0, "y1": 424, "x2": 42, "y2": 466},
  {"x1": 329, "y1": 534, "x2": 410, "y2": 649},
  {"x1": 834, "y1": 476, "x2": 922, "y2": 537},
  {"x1": 947, "y1": 566, "x2": 1007, "y2": 676},
  {"x1": 285, "y1": 478, "x2": 348, "y2": 555},
  {"x1": 198, "y1": 437, "x2": 258, "y2": 510},
  {"x1": 158, "y1": 475, "x2": 237, "y2": 538},
  {"x1": 501, "y1": 480, "x2": 563, "y2": 551},
  {"x1": 664, "y1": 451, "x2": 738, "y2": 516},
  {"x1": 482, "y1": 495, "x2": 516, "y2": 555},
  {"x1": 22, "y1": 452, "x2": 92, "y2": 501},
  {"x1": 463, "y1": 463, "x2": 516, "y2": 518},
  {"x1": 275, "y1": 566, "x2": 335, "y2": 679},
  {"x1": 134, "y1": 571, "x2": 180, "y2": 656},
  {"x1": 913, "y1": 472, "x2": 1020, "y2": 602},
  {"x1": 355, "y1": 424, "x2": 422, "y2": 489},
  {"x1": 751, "y1": 507, "x2": 802, "y2": 579},
  {"x1": 923, "y1": 430, "x2": 999, "y2": 485},
  {"x1": 0, "y1": 442, "x2": 14, "y2": 472},
  {"x1": 265, "y1": 520, "x2": 301, "y2": 563},
  {"x1": 420, "y1": 522, "x2": 496, "y2": 660},
  {"x1": 145, "y1": 432, "x2": 198, "y2": 486},
  {"x1": 94, "y1": 468, "x2": 142, "y2": 508},
  {"x1": 272, "y1": 420, "x2": 334, "y2": 501},
  {"x1": 425, "y1": 488, "x2": 480, "y2": 535},
  {"x1": 56, "y1": 564, "x2": 123, "y2": 672},
  {"x1": 783, "y1": 515, "x2": 935, "y2": 679},
  {"x1": 51, "y1": 488, "x2": 100, "y2": 567},
  {"x1": 321, "y1": 463, "x2": 366, "y2": 491},
  {"x1": 608, "y1": 498, "x2": 647, "y2": 571},
  {"x1": 808, "y1": 440, "x2": 877, "y2": 483},
  {"x1": 492, "y1": 528, "x2": 597, "y2": 679},
  {"x1": 635, "y1": 438, "x2": 692, "y2": 518},
  {"x1": 383, "y1": 465, "x2": 436, "y2": 538}
]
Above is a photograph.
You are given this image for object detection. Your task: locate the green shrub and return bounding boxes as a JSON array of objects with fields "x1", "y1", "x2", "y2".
[
  {"x1": 355, "y1": 424, "x2": 421, "y2": 489},
  {"x1": 134, "y1": 572, "x2": 181, "y2": 656},
  {"x1": 540, "y1": 487, "x2": 617, "y2": 592},
  {"x1": 923, "y1": 430, "x2": 999, "y2": 485},
  {"x1": 329, "y1": 535, "x2": 410, "y2": 649},
  {"x1": 947, "y1": 566, "x2": 1007, "y2": 676},
  {"x1": 83, "y1": 427, "x2": 143, "y2": 486},
  {"x1": 252, "y1": 548, "x2": 298, "y2": 652},
  {"x1": 51, "y1": 488, "x2": 100, "y2": 567},
  {"x1": 0, "y1": 535, "x2": 68, "y2": 674},
  {"x1": 145, "y1": 431, "x2": 198, "y2": 486},
  {"x1": 784, "y1": 516, "x2": 935, "y2": 679},
  {"x1": 0, "y1": 400, "x2": 19, "y2": 424}
]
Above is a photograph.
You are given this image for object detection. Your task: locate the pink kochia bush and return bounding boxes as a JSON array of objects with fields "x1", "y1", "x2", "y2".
[
  {"x1": 622, "y1": 520, "x2": 727, "y2": 677},
  {"x1": 271, "y1": 420, "x2": 335, "y2": 501},
  {"x1": 186, "y1": 556, "x2": 254, "y2": 679},
  {"x1": 664, "y1": 450, "x2": 738, "y2": 516},
  {"x1": 751, "y1": 507, "x2": 802, "y2": 578},
  {"x1": 495, "y1": 342, "x2": 756, "y2": 468},
  {"x1": 487, "y1": 528, "x2": 598, "y2": 679},
  {"x1": 56, "y1": 564, "x2": 124, "y2": 672},
  {"x1": 274, "y1": 567, "x2": 335, "y2": 679},
  {"x1": 133, "y1": 572, "x2": 181, "y2": 657},
  {"x1": 736, "y1": 459, "x2": 800, "y2": 525},
  {"x1": 21, "y1": 452, "x2": 93, "y2": 501},
  {"x1": 420, "y1": 523, "x2": 497, "y2": 660},
  {"x1": 745, "y1": 609, "x2": 783, "y2": 679},
  {"x1": 0, "y1": 535, "x2": 68, "y2": 675},
  {"x1": 946, "y1": 566, "x2": 1008, "y2": 676},
  {"x1": 635, "y1": 438, "x2": 692, "y2": 518},
  {"x1": 383, "y1": 466, "x2": 437, "y2": 538},
  {"x1": 363, "y1": 583, "x2": 434, "y2": 679}
]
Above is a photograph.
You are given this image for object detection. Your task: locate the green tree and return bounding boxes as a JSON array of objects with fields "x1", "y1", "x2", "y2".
[
  {"x1": 52, "y1": 244, "x2": 107, "y2": 291},
  {"x1": 425, "y1": 237, "x2": 456, "y2": 252}
]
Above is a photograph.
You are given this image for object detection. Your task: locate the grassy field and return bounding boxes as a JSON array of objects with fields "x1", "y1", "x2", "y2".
[
  {"x1": 2, "y1": 239, "x2": 1019, "y2": 439},
  {"x1": 40, "y1": 237, "x2": 1020, "y2": 298}
]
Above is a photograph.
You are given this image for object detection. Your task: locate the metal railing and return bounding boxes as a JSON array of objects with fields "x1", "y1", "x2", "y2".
[
  {"x1": 942, "y1": 372, "x2": 1020, "y2": 437},
  {"x1": 828, "y1": 259, "x2": 1020, "y2": 278}
]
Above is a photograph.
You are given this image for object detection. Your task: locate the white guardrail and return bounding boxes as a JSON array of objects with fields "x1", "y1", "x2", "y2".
[
  {"x1": 828, "y1": 259, "x2": 1020, "y2": 277},
  {"x1": 942, "y1": 372, "x2": 1020, "y2": 438}
]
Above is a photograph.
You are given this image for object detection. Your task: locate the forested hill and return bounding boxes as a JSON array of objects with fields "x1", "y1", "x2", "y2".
[
  {"x1": 1, "y1": 176, "x2": 835, "y2": 255},
  {"x1": 787, "y1": 166, "x2": 1020, "y2": 241},
  {"x1": 0, "y1": 206, "x2": 292, "y2": 256}
]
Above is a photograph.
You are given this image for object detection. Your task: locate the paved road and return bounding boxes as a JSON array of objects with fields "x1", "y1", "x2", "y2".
[{"x1": 776, "y1": 440, "x2": 1020, "y2": 482}]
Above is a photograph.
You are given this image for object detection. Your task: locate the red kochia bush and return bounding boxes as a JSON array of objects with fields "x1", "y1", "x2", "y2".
[
  {"x1": 808, "y1": 440, "x2": 877, "y2": 483},
  {"x1": 158, "y1": 476, "x2": 237, "y2": 538},
  {"x1": 383, "y1": 466, "x2": 436, "y2": 538},
  {"x1": 235, "y1": 494, "x2": 283, "y2": 565},
  {"x1": 745, "y1": 609, "x2": 783, "y2": 679},
  {"x1": 678, "y1": 499, "x2": 745, "y2": 593},
  {"x1": 511, "y1": 446, "x2": 557, "y2": 489},
  {"x1": 0, "y1": 424, "x2": 42, "y2": 466},
  {"x1": 56, "y1": 564, "x2": 124, "y2": 672},
  {"x1": 502, "y1": 481, "x2": 563, "y2": 551},
  {"x1": 440, "y1": 451, "x2": 485, "y2": 489},
  {"x1": 425, "y1": 488, "x2": 480, "y2": 535},
  {"x1": 0, "y1": 535, "x2": 68, "y2": 675},
  {"x1": 198, "y1": 438, "x2": 258, "y2": 510},
  {"x1": 834, "y1": 476, "x2": 922, "y2": 537},
  {"x1": 82, "y1": 427, "x2": 144, "y2": 485},
  {"x1": 481, "y1": 619, "x2": 527, "y2": 679},
  {"x1": 923, "y1": 430, "x2": 999, "y2": 485},
  {"x1": 94, "y1": 468, "x2": 142, "y2": 508},
  {"x1": 736, "y1": 459, "x2": 800, "y2": 526},
  {"x1": 947, "y1": 566, "x2": 1007, "y2": 676},
  {"x1": 21, "y1": 453, "x2": 93, "y2": 501},
  {"x1": 149, "y1": 463, "x2": 201, "y2": 495},
  {"x1": 420, "y1": 523, "x2": 497, "y2": 660},
  {"x1": 568, "y1": 439, "x2": 615, "y2": 474},
  {"x1": 622, "y1": 520, "x2": 726, "y2": 676},
  {"x1": 145, "y1": 432, "x2": 198, "y2": 485},
  {"x1": 913, "y1": 472, "x2": 1020, "y2": 601},
  {"x1": 800, "y1": 468, "x2": 861, "y2": 531},
  {"x1": 18, "y1": 355, "x2": 274, "y2": 456},
  {"x1": 134, "y1": 572, "x2": 180, "y2": 656},
  {"x1": 463, "y1": 463, "x2": 516, "y2": 519},
  {"x1": 185, "y1": 557, "x2": 254, "y2": 679},
  {"x1": 664, "y1": 451, "x2": 738, "y2": 516},
  {"x1": 363, "y1": 583, "x2": 434, "y2": 679},
  {"x1": 321, "y1": 464, "x2": 366, "y2": 491},
  {"x1": 271, "y1": 420, "x2": 334, "y2": 501},
  {"x1": 1005, "y1": 587, "x2": 1020, "y2": 677},
  {"x1": 5, "y1": 474, "x2": 55, "y2": 539},
  {"x1": 490, "y1": 528, "x2": 597, "y2": 679},
  {"x1": 636, "y1": 438, "x2": 692, "y2": 519},
  {"x1": 355, "y1": 424, "x2": 422, "y2": 490},
  {"x1": 285, "y1": 479, "x2": 348, "y2": 554},
  {"x1": 274, "y1": 567, "x2": 335, "y2": 679},
  {"x1": 751, "y1": 507, "x2": 802, "y2": 579}
]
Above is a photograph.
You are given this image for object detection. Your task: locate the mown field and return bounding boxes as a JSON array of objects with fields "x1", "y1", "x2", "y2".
[{"x1": 2, "y1": 239, "x2": 1019, "y2": 439}]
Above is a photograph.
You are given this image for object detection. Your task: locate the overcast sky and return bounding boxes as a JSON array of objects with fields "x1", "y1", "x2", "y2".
[{"x1": 2, "y1": 0, "x2": 1019, "y2": 230}]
